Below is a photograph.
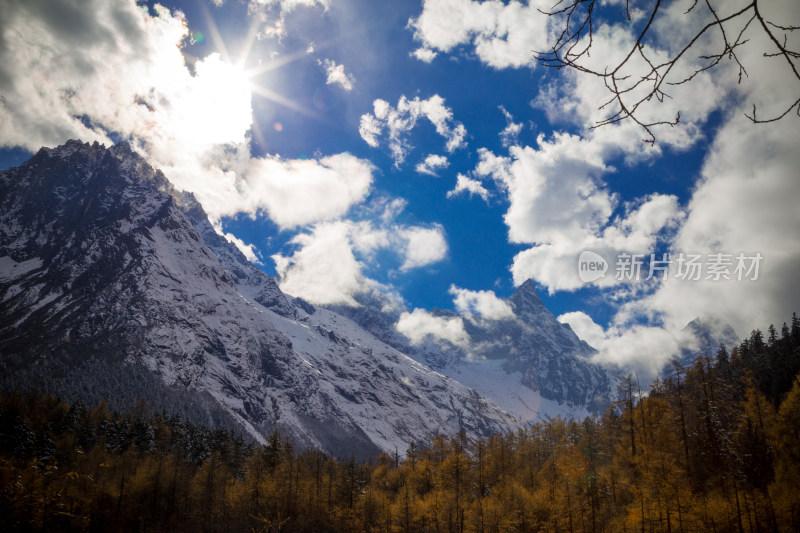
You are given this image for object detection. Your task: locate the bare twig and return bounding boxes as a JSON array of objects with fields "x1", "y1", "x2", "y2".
[{"x1": 534, "y1": 0, "x2": 800, "y2": 141}]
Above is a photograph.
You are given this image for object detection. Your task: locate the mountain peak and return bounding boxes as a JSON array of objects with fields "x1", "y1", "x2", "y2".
[
  {"x1": 0, "y1": 142, "x2": 518, "y2": 455},
  {"x1": 683, "y1": 316, "x2": 740, "y2": 353},
  {"x1": 508, "y1": 279, "x2": 545, "y2": 314},
  {"x1": 517, "y1": 279, "x2": 539, "y2": 294}
]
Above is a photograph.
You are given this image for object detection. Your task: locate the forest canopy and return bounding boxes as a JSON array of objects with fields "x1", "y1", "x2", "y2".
[{"x1": 1, "y1": 314, "x2": 799, "y2": 532}]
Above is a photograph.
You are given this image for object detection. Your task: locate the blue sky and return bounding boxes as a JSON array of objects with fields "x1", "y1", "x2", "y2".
[{"x1": 1, "y1": 0, "x2": 798, "y2": 375}]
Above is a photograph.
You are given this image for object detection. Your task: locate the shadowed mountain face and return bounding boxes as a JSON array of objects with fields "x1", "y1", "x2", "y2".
[
  {"x1": 0, "y1": 140, "x2": 515, "y2": 457},
  {"x1": 329, "y1": 281, "x2": 620, "y2": 419}
]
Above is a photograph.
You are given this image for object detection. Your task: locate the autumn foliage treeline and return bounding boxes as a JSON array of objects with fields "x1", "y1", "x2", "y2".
[{"x1": 1, "y1": 315, "x2": 799, "y2": 532}]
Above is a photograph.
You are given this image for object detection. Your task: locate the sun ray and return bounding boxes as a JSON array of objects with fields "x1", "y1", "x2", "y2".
[
  {"x1": 235, "y1": 18, "x2": 263, "y2": 70},
  {"x1": 250, "y1": 84, "x2": 323, "y2": 122},
  {"x1": 178, "y1": 7, "x2": 348, "y2": 149},
  {"x1": 243, "y1": 46, "x2": 319, "y2": 79},
  {"x1": 200, "y1": 2, "x2": 231, "y2": 64}
]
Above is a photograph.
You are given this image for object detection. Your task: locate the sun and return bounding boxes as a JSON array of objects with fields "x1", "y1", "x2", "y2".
[
  {"x1": 171, "y1": 11, "x2": 321, "y2": 151},
  {"x1": 169, "y1": 54, "x2": 254, "y2": 147}
]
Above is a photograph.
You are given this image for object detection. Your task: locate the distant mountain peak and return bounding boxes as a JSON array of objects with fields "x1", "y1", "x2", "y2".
[
  {"x1": 508, "y1": 279, "x2": 545, "y2": 315},
  {"x1": 662, "y1": 316, "x2": 741, "y2": 378},
  {"x1": 683, "y1": 316, "x2": 740, "y2": 354}
]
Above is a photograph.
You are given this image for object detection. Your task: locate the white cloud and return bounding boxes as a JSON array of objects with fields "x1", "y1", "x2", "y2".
[
  {"x1": 415, "y1": 154, "x2": 449, "y2": 176},
  {"x1": 242, "y1": 153, "x2": 373, "y2": 228},
  {"x1": 474, "y1": 133, "x2": 683, "y2": 292},
  {"x1": 557, "y1": 311, "x2": 696, "y2": 380},
  {"x1": 396, "y1": 309, "x2": 469, "y2": 348},
  {"x1": 617, "y1": 112, "x2": 800, "y2": 344},
  {"x1": 399, "y1": 225, "x2": 448, "y2": 270},
  {"x1": 0, "y1": 2, "x2": 183, "y2": 151},
  {"x1": 408, "y1": 0, "x2": 552, "y2": 69},
  {"x1": 557, "y1": 311, "x2": 607, "y2": 350},
  {"x1": 273, "y1": 222, "x2": 366, "y2": 306},
  {"x1": 0, "y1": 0, "x2": 377, "y2": 233},
  {"x1": 557, "y1": 0, "x2": 800, "y2": 373},
  {"x1": 447, "y1": 174, "x2": 490, "y2": 202},
  {"x1": 248, "y1": 0, "x2": 328, "y2": 40},
  {"x1": 530, "y1": 24, "x2": 715, "y2": 148},
  {"x1": 553, "y1": 106, "x2": 800, "y2": 379},
  {"x1": 223, "y1": 233, "x2": 262, "y2": 264},
  {"x1": 358, "y1": 113, "x2": 383, "y2": 148},
  {"x1": 498, "y1": 106, "x2": 523, "y2": 147},
  {"x1": 272, "y1": 203, "x2": 448, "y2": 305},
  {"x1": 406, "y1": 0, "x2": 800, "y2": 379},
  {"x1": 359, "y1": 95, "x2": 467, "y2": 167},
  {"x1": 449, "y1": 285, "x2": 513, "y2": 320},
  {"x1": 411, "y1": 48, "x2": 438, "y2": 63},
  {"x1": 318, "y1": 58, "x2": 355, "y2": 91}
]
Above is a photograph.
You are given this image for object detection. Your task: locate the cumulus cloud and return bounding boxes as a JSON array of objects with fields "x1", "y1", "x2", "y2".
[
  {"x1": 616, "y1": 113, "x2": 800, "y2": 345},
  {"x1": 409, "y1": 1, "x2": 730, "y2": 145},
  {"x1": 408, "y1": 0, "x2": 552, "y2": 68},
  {"x1": 530, "y1": 24, "x2": 716, "y2": 148},
  {"x1": 318, "y1": 58, "x2": 355, "y2": 91},
  {"x1": 558, "y1": 311, "x2": 698, "y2": 380},
  {"x1": 398, "y1": 225, "x2": 448, "y2": 270},
  {"x1": 396, "y1": 309, "x2": 470, "y2": 348},
  {"x1": 224, "y1": 234, "x2": 262, "y2": 264},
  {"x1": 0, "y1": 1, "x2": 183, "y2": 151},
  {"x1": 474, "y1": 133, "x2": 683, "y2": 292},
  {"x1": 408, "y1": 0, "x2": 800, "y2": 380},
  {"x1": 553, "y1": 108, "x2": 800, "y2": 379},
  {"x1": 359, "y1": 95, "x2": 467, "y2": 167},
  {"x1": 446, "y1": 174, "x2": 490, "y2": 202},
  {"x1": 552, "y1": 0, "x2": 800, "y2": 375},
  {"x1": 557, "y1": 311, "x2": 607, "y2": 349},
  {"x1": 449, "y1": 285, "x2": 513, "y2": 320},
  {"x1": 242, "y1": 153, "x2": 373, "y2": 227},
  {"x1": 273, "y1": 222, "x2": 367, "y2": 306},
  {"x1": 415, "y1": 154, "x2": 449, "y2": 176},
  {"x1": 272, "y1": 203, "x2": 449, "y2": 305}
]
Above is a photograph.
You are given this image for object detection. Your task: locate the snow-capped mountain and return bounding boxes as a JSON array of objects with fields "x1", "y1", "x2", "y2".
[
  {"x1": 328, "y1": 281, "x2": 620, "y2": 421},
  {"x1": 0, "y1": 140, "x2": 515, "y2": 456},
  {"x1": 662, "y1": 317, "x2": 740, "y2": 377}
]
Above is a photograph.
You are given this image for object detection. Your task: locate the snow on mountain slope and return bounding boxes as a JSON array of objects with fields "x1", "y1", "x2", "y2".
[
  {"x1": 183, "y1": 161, "x2": 619, "y2": 421},
  {"x1": 177, "y1": 192, "x2": 516, "y2": 451},
  {"x1": 0, "y1": 140, "x2": 515, "y2": 457},
  {"x1": 328, "y1": 282, "x2": 621, "y2": 419}
]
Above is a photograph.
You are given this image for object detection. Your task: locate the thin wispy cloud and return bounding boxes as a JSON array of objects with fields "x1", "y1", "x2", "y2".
[
  {"x1": 359, "y1": 95, "x2": 467, "y2": 167},
  {"x1": 318, "y1": 58, "x2": 355, "y2": 91},
  {"x1": 415, "y1": 154, "x2": 449, "y2": 176},
  {"x1": 447, "y1": 174, "x2": 490, "y2": 202}
]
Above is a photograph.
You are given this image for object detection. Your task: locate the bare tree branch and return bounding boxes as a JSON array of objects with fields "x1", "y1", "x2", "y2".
[{"x1": 535, "y1": 0, "x2": 800, "y2": 142}]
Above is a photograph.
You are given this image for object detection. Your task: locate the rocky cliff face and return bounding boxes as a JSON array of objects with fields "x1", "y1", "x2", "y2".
[
  {"x1": 328, "y1": 281, "x2": 620, "y2": 421},
  {"x1": 0, "y1": 140, "x2": 515, "y2": 456}
]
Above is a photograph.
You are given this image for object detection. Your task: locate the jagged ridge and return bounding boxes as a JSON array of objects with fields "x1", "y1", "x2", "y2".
[{"x1": 0, "y1": 140, "x2": 515, "y2": 457}]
